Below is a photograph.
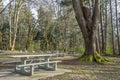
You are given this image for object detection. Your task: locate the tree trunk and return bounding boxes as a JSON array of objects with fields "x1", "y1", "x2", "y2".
[
  {"x1": 80, "y1": 24, "x2": 107, "y2": 63},
  {"x1": 11, "y1": 0, "x2": 23, "y2": 51},
  {"x1": 96, "y1": 36, "x2": 100, "y2": 53},
  {"x1": 100, "y1": 1, "x2": 105, "y2": 54},
  {"x1": 25, "y1": 27, "x2": 31, "y2": 50},
  {"x1": 115, "y1": 0, "x2": 120, "y2": 55},
  {"x1": 25, "y1": 19, "x2": 32, "y2": 50},
  {"x1": 97, "y1": 23, "x2": 101, "y2": 53},
  {"x1": 8, "y1": 0, "x2": 12, "y2": 50},
  {"x1": 110, "y1": 0, "x2": 115, "y2": 55},
  {"x1": 72, "y1": 0, "x2": 108, "y2": 63},
  {"x1": 104, "y1": 1, "x2": 108, "y2": 55},
  {"x1": 84, "y1": 30, "x2": 96, "y2": 56}
]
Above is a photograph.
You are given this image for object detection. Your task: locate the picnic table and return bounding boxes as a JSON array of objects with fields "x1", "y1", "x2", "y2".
[{"x1": 5, "y1": 54, "x2": 61, "y2": 75}]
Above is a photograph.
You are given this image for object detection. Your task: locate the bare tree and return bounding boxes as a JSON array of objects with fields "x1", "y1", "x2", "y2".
[{"x1": 0, "y1": 0, "x2": 14, "y2": 14}]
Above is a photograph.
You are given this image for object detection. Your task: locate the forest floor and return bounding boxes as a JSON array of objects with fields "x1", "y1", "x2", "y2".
[
  {"x1": 42, "y1": 56, "x2": 120, "y2": 80},
  {"x1": 0, "y1": 51, "x2": 120, "y2": 80}
]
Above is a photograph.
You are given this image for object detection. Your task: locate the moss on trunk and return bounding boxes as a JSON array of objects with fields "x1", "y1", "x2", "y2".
[{"x1": 79, "y1": 52, "x2": 109, "y2": 64}]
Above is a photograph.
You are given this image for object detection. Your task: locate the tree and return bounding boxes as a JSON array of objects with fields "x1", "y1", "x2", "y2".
[
  {"x1": 0, "y1": 0, "x2": 14, "y2": 15},
  {"x1": 72, "y1": 0, "x2": 108, "y2": 63},
  {"x1": 104, "y1": 0, "x2": 108, "y2": 55},
  {"x1": 100, "y1": 0, "x2": 105, "y2": 54},
  {"x1": 115, "y1": 0, "x2": 120, "y2": 55},
  {"x1": 110, "y1": 0, "x2": 115, "y2": 54},
  {"x1": 8, "y1": 0, "x2": 12, "y2": 50},
  {"x1": 23, "y1": 6, "x2": 34, "y2": 50},
  {"x1": 10, "y1": 0, "x2": 24, "y2": 50}
]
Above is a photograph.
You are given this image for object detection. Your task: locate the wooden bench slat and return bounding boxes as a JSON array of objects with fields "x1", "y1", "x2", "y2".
[
  {"x1": 2, "y1": 59, "x2": 45, "y2": 64},
  {"x1": 2, "y1": 61, "x2": 21, "y2": 64},
  {"x1": 7, "y1": 54, "x2": 57, "y2": 58},
  {"x1": 16, "y1": 61, "x2": 61, "y2": 67}
]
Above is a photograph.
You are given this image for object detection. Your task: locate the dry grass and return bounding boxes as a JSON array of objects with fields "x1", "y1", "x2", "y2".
[
  {"x1": 0, "y1": 51, "x2": 120, "y2": 80},
  {"x1": 42, "y1": 56, "x2": 120, "y2": 80}
]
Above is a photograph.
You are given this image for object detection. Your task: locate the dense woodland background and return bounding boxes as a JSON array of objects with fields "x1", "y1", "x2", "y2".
[{"x1": 0, "y1": 0, "x2": 120, "y2": 56}]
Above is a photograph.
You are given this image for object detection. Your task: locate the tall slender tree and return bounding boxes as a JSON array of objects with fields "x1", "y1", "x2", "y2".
[
  {"x1": 115, "y1": 0, "x2": 120, "y2": 55},
  {"x1": 110, "y1": 0, "x2": 115, "y2": 54},
  {"x1": 100, "y1": 0, "x2": 106, "y2": 54},
  {"x1": 11, "y1": 0, "x2": 24, "y2": 50},
  {"x1": 8, "y1": 0, "x2": 12, "y2": 50},
  {"x1": 104, "y1": 0, "x2": 108, "y2": 54}
]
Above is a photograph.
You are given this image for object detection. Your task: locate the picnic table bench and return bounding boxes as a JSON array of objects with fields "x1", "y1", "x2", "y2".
[
  {"x1": 2, "y1": 61, "x2": 20, "y2": 64},
  {"x1": 4, "y1": 54, "x2": 61, "y2": 76}
]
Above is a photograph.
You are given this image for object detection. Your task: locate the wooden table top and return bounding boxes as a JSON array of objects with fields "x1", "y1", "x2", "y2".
[{"x1": 6, "y1": 54, "x2": 56, "y2": 58}]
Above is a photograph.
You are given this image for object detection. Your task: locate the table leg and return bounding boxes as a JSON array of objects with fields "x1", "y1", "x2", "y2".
[
  {"x1": 44, "y1": 57, "x2": 49, "y2": 68},
  {"x1": 14, "y1": 65, "x2": 17, "y2": 72},
  {"x1": 30, "y1": 65, "x2": 34, "y2": 76},
  {"x1": 53, "y1": 62, "x2": 57, "y2": 70},
  {"x1": 21, "y1": 58, "x2": 27, "y2": 72}
]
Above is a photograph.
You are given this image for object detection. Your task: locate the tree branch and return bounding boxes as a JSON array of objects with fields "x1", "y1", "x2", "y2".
[
  {"x1": 72, "y1": 0, "x2": 88, "y2": 36},
  {"x1": 0, "y1": 0, "x2": 14, "y2": 14},
  {"x1": 92, "y1": 0, "x2": 100, "y2": 25},
  {"x1": 80, "y1": 0, "x2": 85, "y2": 7}
]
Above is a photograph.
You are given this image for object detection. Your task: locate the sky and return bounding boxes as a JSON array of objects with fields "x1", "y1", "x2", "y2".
[
  {"x1": 2, "y1": 0, "x2": 38, "y2": 19},
  {"x1": 2, "y1": 0, "x2": 9, "y2": 6},
  {"x1": 2, "y1": 0, "x2": 120, "y2": 19}
]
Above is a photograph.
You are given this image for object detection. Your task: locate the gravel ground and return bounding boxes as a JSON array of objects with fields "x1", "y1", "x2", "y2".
[{"x1": 0, "y1": 68, "x2": 71, "y2": 80}]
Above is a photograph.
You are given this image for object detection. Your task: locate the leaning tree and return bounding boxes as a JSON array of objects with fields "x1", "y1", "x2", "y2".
[{"x1": 72, "y1": 0, "x2": 108, "y2": 63}]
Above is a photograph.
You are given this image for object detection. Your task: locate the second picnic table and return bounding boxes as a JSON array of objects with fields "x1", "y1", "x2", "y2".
[{"x1": 6, "y1": 54, "x2": 61, "y2": 75}]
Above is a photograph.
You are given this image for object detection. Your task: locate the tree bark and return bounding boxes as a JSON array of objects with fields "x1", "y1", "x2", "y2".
[
  {"x1": 110, "y1": 0, "x2": 115, "y2": 54},
  {"x1": 104, "y1": 1, "x2": 108, "y2": 55},
  {"x1": 11, "y1": 0, "x2": 24, "y2": 51},
  {"x1": 115, "y1": 0, "x2": 120, "y2": 55},
  {"x1": 84, "y1": 29, "x2": 96, "y2": 56},
  {"x1": 8, "y1": 0, "x2": 12, "y2": 50},
  {"x1": 72, "y1": 0, "x2": 108, "y2": 63},
  {"x1": 25, "y1": 23, "x2": 32, "y2": 50},
  {"x1": 100, "y1": 1, "x2": 105, "y2": 54}
]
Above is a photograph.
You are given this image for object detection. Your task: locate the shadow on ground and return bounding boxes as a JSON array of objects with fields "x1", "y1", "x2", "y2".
[{"x1": 42, "y1": 56, "x2": 120, "y2": 80}]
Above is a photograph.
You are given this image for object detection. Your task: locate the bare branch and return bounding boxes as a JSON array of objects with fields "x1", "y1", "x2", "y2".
[
  {"x1": 72, "y1": 0, "x2": 88, "y2": 36},
  {"x1": 0, "y1": 0, "x2": 14, "y2": 14}
]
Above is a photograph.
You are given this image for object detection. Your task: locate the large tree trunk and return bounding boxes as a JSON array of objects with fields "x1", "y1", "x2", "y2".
[
  {"x1": 84, "y1": 29, "x2": 96, "y2": 56},
  {"x1": 72, "y1": 0, "x2": 108, "y2": 63},
  {"x1": 81, "y1": 25, "x2": 103, "y2": 62}
]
